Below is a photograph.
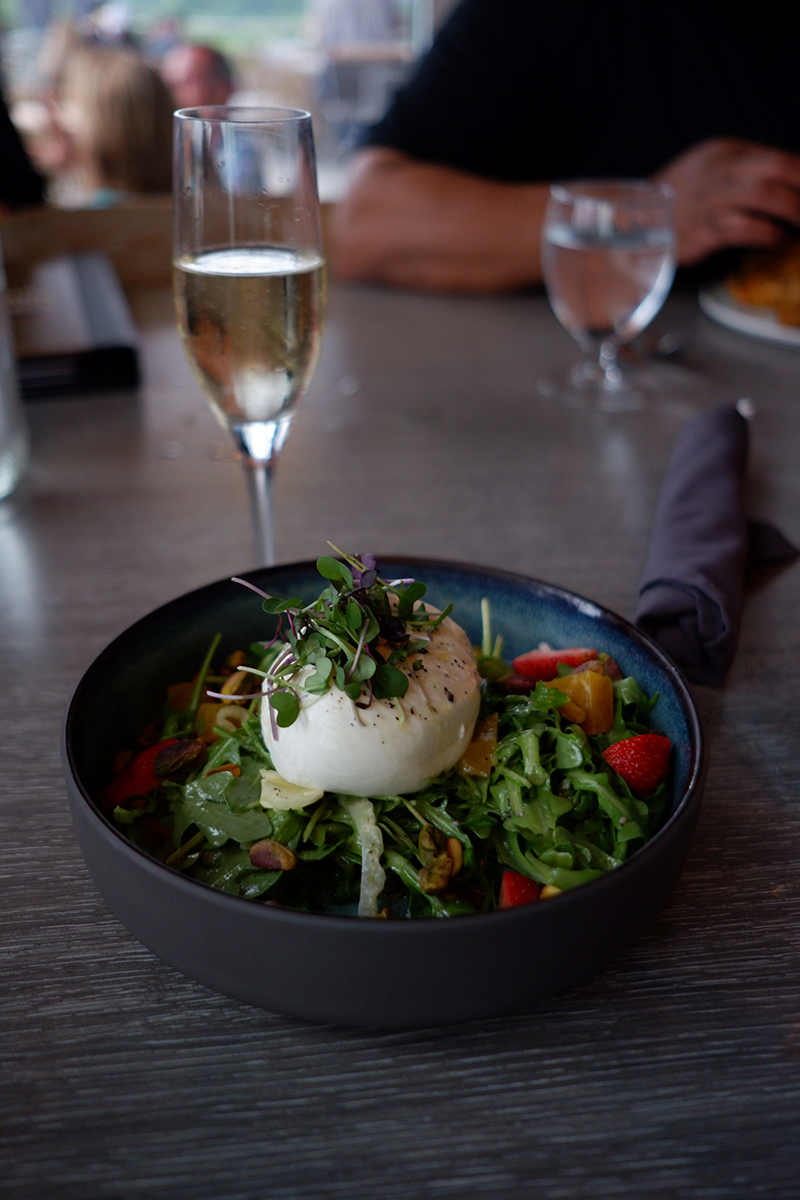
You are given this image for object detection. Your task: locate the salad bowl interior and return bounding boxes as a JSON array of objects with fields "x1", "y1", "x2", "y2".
[{"x1": 62, "y1": 558, "x2": 706, "y2": 1027}]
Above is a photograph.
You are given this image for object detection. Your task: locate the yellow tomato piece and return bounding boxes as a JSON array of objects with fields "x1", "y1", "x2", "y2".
[
  {"x1": 196, "y1": 702, "x2": 247, "y2": 744},
  {"x1": 545, "y1": 670, "x2": 614, "y2": 735},
  {"x1": 558, "y1": 699, "x2": 587, "y2": 724},
  {"x1": 458, "y1": 712, "x2": 499, "y2": 777},
  {"x1": 196, "y1": 702, "x2": 223, "y2": 743}
]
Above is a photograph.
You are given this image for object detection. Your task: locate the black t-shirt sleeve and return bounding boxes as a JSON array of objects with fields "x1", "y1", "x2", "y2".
[
  {"x1": 363, "y1": 0, "x2": 800, "y2": 184},
  {"x1": 0, "y1": 88, "x2": 46, "y2": 209},
  {"x1": 364, "y1": 0, "x2": 585, "y2": 182}
]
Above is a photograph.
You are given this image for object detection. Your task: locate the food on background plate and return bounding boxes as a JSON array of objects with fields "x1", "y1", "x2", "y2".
[
  {"x1": 101, "y1": 551, "x2": 672, "y2": 918},
  {"x1": 726, "y1": 241, "x2": 800, "y2": 326}
]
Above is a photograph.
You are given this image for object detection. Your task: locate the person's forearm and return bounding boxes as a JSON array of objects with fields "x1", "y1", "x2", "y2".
[{"x1": 330, "y1": 148, "x2": 549, "y2": 292}]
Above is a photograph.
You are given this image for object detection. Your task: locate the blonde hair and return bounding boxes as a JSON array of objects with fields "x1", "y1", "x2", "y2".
[{"x1": 59, "y1": 45, "x2": 174, "y2": 194}]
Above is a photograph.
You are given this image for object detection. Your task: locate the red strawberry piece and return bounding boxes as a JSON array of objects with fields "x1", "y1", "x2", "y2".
[
  {"x1": 512, "y1": 647, "x2": 596, "y2": 682},
  {"x1": 602, "y1": 733, "x2": 671, "y2": 798},
  {"x1": 499, "y1": 870, "x2": 541, "y2": 909}
]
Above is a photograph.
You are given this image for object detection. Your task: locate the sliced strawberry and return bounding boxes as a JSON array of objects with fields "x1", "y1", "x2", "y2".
[
  {"x1": 602, "y1": 733, "x2": 671, "y2": 798},
  {"x1": 499, "y1": 870, "x2": 541, "y2": 909},
  {"x1": 512, "y1": 646, "x2": 596, "y2": 681}
]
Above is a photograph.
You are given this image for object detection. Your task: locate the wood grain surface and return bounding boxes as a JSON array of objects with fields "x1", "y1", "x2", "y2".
[{"x1": 2, "y1": 282, "x2": 799, "y2": 1199}]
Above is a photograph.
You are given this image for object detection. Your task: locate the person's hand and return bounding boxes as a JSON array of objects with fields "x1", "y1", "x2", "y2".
[{"x1": 656, "y1": 138, "x2": 800, "y2": 265}]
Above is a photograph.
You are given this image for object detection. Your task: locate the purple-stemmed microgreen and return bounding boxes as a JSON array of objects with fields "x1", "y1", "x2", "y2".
[{"x1": 230, "y1": 577, "x2": 272, "y2": 602}]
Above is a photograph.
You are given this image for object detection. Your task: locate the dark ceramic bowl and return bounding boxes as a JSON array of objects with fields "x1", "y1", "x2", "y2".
[{"x1": 62, "y1": 559, "x2": 706, "y2": 1027}]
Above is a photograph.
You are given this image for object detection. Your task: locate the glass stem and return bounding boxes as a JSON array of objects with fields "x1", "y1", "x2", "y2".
[
  {"x1": 244, "y1": 458, "x2": 275, "y2": 567},
  {"x1": 232, "y1": 418, "x2": 291, "y2": 568},
  {"x1": 598, "y1": 339, "x2": 623, "y2": 390}
]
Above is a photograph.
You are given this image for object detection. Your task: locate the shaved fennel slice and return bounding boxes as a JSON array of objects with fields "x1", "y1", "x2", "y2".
[
  {"x1": 259, "y1": 770, "x2": 323, "y2": 811},
  {"x1": 345, "y1": 798, "x2": 386, "y2": 918}
]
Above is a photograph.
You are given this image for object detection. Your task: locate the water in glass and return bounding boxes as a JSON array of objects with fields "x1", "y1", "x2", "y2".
[{"x1": 538, "y1": 182, "x2": 676, "y2": 409}]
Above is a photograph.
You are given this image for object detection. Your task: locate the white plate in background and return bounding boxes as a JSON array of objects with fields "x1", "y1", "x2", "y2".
[{"x1": 698, "y1": 282, "x2": 800, "y2": 349}]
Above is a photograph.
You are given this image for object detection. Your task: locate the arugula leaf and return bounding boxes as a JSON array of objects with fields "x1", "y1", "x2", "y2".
[
  {"x1": 565, "y1": 768, "x2": 639, "y2": 825},
  {"x1": 172, "y1": 793, "x2": 274, "y2": 847},
  {"x1": 240, "y1": 869, "x2": 283, "y2": 898},
  {"x1": 614, "y1": 676, "x2": 658, "y2": 719},
  {"x1": 528, "y1": 680, "x2": 569, "y2": 712},
  {"x1": 222, "y1": 757, "x2": 264, "y2": 812},
  {"x1": 554, "y1": 728, "x2": 586, "y2": 770},
  {"x1": 191, "y1": 845, "x2": 281, "y2": 897}
]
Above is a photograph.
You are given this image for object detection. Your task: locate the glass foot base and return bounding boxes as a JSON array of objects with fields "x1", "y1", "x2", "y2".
[{"x1": 536, "y1": 369, "x2": 645, "y2": 412}]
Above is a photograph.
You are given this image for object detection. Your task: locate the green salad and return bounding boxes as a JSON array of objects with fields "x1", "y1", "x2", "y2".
[{"x1": 101, "y1": 553, "x2": 672, "y2": 918}]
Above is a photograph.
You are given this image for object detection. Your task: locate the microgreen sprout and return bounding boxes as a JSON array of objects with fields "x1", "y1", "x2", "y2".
[{"x1": 232, "y1": 547, "x2": 453, "y2": 729}]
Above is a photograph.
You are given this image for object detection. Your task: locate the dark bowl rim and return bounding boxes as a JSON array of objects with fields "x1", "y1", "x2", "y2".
[{"x1": 63, "y1": 555, "x2": 706, "y2": 936}]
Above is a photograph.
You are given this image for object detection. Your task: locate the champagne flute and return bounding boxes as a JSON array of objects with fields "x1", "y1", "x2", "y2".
[
  {"x1": 537, "y1": 180, "x2": 675, "y2": 411},
  {"x1": 173, "y1": 107, "x2": 325, "y2": 565}
]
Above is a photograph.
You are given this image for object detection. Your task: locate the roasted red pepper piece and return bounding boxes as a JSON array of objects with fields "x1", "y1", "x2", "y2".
[
  {"x1": 499, "y1": 870, "x2": 541, "y2": 909},
  {"x1": 100, "y1": 739, "x2": 178, "y2": 810}
]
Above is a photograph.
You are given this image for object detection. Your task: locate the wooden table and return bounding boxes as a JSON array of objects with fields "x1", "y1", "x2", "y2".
[{"x1": 3, "y1": 280, "x2": 799, "y2": 1198}]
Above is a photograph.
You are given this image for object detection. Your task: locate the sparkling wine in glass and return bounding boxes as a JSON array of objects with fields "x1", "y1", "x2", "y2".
[
  {"x1": 537, "y1": 180, "x2": 675, "y2": 410},
  {"x1": 173, "y1": 107, "x2": 325, "y2": 564}
]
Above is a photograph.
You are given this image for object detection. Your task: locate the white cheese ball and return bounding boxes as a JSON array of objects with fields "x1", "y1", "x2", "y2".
[{"x1": 262, "y1": 612, "x2": 481, "y2": 796}]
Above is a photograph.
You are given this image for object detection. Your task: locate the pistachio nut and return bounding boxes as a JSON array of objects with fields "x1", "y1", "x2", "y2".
[{"x1": 153, "y1": 738, "x2": 207, "y2": 778}]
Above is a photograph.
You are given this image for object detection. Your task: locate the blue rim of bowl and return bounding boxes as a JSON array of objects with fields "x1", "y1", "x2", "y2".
[{"x1": 63, "y1": 557, "x2": 706, "y2": 934}]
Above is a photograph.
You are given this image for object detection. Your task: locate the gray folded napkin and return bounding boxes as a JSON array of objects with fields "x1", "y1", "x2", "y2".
[{"x1": 635, "y1": 406, "x2": 798, "y2": 686}]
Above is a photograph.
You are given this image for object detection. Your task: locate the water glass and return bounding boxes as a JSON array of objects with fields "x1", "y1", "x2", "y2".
[
  {"x1": 0, "y1": 240, "x2": 29, "y2": 501},
  {"x1": 538, "y1": 181, "x2": 676, "y2": 410}
]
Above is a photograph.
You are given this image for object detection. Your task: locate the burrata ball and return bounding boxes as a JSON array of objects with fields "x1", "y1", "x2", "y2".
[{"x1": 262, "y1": 612, "x2": 481, "y2": 796}]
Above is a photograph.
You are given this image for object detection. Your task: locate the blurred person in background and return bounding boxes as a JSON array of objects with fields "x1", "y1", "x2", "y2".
[
  {"x1": 15, "y1": 20, "x2": 88, "y2": 186},
  {"x1": 42, "y1": 41, "x2": 173, "y2": 206},
  {"x1": 331, "y1": 0, "x2": 800, "y2": 292},
  {"x1": 161, "y1": 43, "x2": 267, "y2": 194},
  {"x1": 160, "y1": 42, "x2": 234, "y2": 110},
  {"x1": 0, "y1": 87, "x2": 46, "y2": 212},
  {"x1": 38, "y1": 19, "x2": 87, "y2": 99}
]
